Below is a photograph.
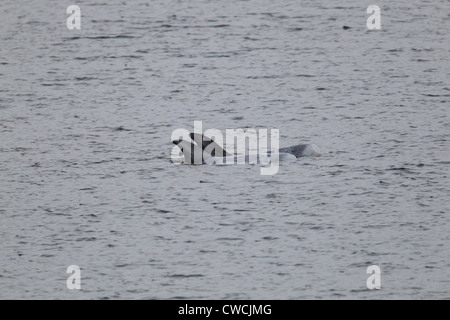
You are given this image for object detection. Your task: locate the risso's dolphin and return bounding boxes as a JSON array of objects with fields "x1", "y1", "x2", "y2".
[
  {"x1": 189, "y1": 133, "x2": 322, "y2": 159},
  {"x1": 278, "y1": 143, "x2": 322, "y2": 157},
  {"x1": 172, "y1": 136, "x2": 295, "y2": 165}
]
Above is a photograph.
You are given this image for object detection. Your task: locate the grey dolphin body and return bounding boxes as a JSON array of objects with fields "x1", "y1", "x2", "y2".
[
  {"x1": 172, "y1": 139, "x2": 207, "y2": 164},
  {"x1": 172, "y1": 137, "x2": 295, "y2": 165},
  {"x1": 215, "y1": 152, "x2": 295, "y2": 165},
  {"x1": 189, "y1": 133, "x2": 322, "y2": 159},
  {"x1": 278, "y1": 144, "x2": 322, "y2": 158},
  {"x1": 278, "y1": 145, "x2": 308, "y2": 157}
]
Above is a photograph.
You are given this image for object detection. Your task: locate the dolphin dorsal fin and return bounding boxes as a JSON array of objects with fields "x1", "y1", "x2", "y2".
[
  {"x1": 172, "y1": 139, "x2": 204, "y2": 164},
  {"x1": 189, "y1": 133, "x2": 232, "y2": 157}
]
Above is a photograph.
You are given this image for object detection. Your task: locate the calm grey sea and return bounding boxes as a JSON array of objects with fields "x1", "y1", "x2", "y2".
[{"x1": 0, "y1": 0, "x2": 449, "y2": 299}]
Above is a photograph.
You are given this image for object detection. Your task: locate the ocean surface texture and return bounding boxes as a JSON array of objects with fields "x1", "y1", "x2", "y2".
[{"x1": 0, "y1": 0, "x2": 449, "y2": 299}]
